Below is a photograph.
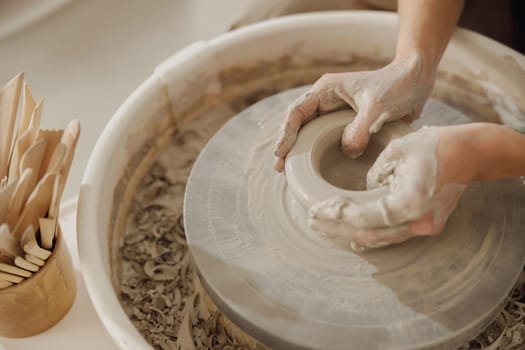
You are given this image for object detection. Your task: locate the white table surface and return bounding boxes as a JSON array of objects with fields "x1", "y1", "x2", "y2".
[{"x1": 0, "y1": 0, "x2": 244, "y2": 348}]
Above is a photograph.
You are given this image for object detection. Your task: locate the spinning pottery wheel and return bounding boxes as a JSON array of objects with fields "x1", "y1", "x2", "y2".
[{"x1": 184, "y1": 87, "x2": 525, "y2": 350}]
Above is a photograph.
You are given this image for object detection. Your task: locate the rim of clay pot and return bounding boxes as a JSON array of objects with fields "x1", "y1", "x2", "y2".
[{"x1": 285, "y1": 110, "x2": 411, "y2": 210}]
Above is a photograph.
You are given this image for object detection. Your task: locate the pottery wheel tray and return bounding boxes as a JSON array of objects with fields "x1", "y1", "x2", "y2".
[{"x1": 184, "y1": 87, "x2": 525, "y2": 350}]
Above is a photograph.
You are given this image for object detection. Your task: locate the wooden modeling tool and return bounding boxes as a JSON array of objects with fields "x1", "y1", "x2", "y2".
[
  {"x1": 0, "y1": 280, "x2": 13, "y2": 290},
  {"x1": 16, "y1": 83, "x2": 36, "y2": 141},
  {"x1": 37, "y1": 130, "x2": 64, "y2": 179},
  {"x1": 46, "y1": 143, "x2": 66, "y2": 175},
  {"x1": 0, "y1": 272, "x2": 23, "y2": 284},
  {"x1": 22, "y1": 98, "x2": 44, "y2": 144},
  {"x1": 8, "y1": 99, "x2": 44, "y2": 182},
  {"x1": 0, "y1": 181, "x2": 16, "y2": 223},
  {"x1": 48, "y1": 174, "x2": 61, "y2": 234},
  {"x1": 38, "y1": 151, "x2": 64, "y2": 249},
  {"x1": 0, "y1": 73, "x2": 23, "y2": 180},
  {"x1": 12, "y1": 173, "x2": 56, "y2": 240},
  {"x1": 8, "y1": 83, "x2": 36, "y2": 182},
  {"x1": 21, "y1": 226, "x2": 51, "y2": 260},
  {"x1": 0, "y1": 263, "x2": 32, "y2": 278},
  {"x1": 14, "y1": 256, "x2": 39, "y2": 272},
  {"x1": 5, "y1": 169, "x2": 35, "y2": 228},
  {"x1": 39, "y1": 217, "x2": 56, "y2": 251},
  {"x1": 0, "y1": 224, "x2": 23, "y2": 261},
  {"x1": 18, "y1": 139, "x2": 47, "y2": 190},
  {"x1": 25, "y1": 254, "x2": 45, "y2": 267},
  {"x1": 57, "y1": 119, "x2": 80, "y2": 198}
]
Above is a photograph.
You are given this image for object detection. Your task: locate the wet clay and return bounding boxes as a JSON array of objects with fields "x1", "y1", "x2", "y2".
[
  {"x1": 275, "y1": 107, "x2": 411, "y2": 249},
  {"x1": 319, "y1": 139, "x2": 380, "y2": 190}
]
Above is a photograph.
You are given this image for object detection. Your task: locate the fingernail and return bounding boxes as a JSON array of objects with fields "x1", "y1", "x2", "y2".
[
  {"x1": 341, "y1": 138, "x2": 365, "y2": 158},
  {"x1": 342, "y1": 145, "x2": 364, "y2": 159},
  {"x1": 348, "y1": 150, "x2": 364, "y2": 159},
  {"x1": 273, "y1": 157, "x2": 285, "y2": 172}
]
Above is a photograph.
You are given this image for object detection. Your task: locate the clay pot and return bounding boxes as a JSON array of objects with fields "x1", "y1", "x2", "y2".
[{"x1": 285, "y1": 109, "x2": 411, "y2": 209}]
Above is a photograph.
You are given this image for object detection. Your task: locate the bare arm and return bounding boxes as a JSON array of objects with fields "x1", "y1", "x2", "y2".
[
  {"x1": 396, "y1": 0, "x2": 465, "y2": 79},
  {"x1": 439, "y1": 123, "x2": 525, "y2": 185},
  {"x1": 273, "y1": 0, "x2": 466, "y2": 171}
]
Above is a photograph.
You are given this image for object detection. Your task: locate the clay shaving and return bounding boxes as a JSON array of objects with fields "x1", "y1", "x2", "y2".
[{"x1": 118, "y1": 108, "x2": 262, "y2": 349}]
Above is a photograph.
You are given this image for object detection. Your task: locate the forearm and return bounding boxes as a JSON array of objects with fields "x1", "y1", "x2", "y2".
[
  {"x1": 395, "y1": 0, "x2": 465, "y2": 78},
  {"x1": 469, "y1": 124, "x2": 525, "y2": 181},
  {"x1": 441, "y1": 123, "x2": 525, "y2": 183}
]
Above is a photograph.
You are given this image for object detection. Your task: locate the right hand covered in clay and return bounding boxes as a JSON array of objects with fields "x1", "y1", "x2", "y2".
[
  {"x1": 273, "y1": 53, "x2": 435, "y2": 172},
  {"x1": 309, "y1": 123, "x2": 525, "y2": 250},
  {"x1": 308, "y1": 126, "x2": 473, "y2": 250}
]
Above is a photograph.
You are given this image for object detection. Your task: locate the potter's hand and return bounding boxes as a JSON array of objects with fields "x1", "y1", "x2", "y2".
[
  {"x1": 309, "y1": 126, "x2": 469, "y2": 249},
  {"x1": 274, "y1": 54, "x2": 435, "y2": 172}
]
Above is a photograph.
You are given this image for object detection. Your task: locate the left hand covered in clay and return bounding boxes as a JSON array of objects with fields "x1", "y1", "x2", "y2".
[
  {"x1": 308, "y1": 126, "x2": 469, "y2": 250},
  {"x1": 273, "y1": 54, "x2": 435, "y2": 172}
]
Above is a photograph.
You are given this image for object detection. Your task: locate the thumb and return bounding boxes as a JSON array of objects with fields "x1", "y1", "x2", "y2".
[{"x1": 341, "y1": 107, "x2": 380, "y2": 158}]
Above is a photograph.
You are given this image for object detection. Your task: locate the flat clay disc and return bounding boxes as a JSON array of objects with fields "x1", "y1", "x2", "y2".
[{"x1": 184, "y1": 87, "x2": 525, "y2": 350}]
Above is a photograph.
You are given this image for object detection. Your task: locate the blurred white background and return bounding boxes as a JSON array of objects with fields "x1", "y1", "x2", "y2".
[{"x1": 0, "y1": 0, "x2": 244, "y2": 201}]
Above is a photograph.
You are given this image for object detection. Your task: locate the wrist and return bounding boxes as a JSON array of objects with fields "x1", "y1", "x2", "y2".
[
  {"x1": 392, "y1": 52, "x2": 437, "y2": 87},
  {"x1": 466, "y1": 123, "x2": 525, "y2": 181},
  {"x1": 436, "y1": 126, "x2": 478, "y2": 188}
]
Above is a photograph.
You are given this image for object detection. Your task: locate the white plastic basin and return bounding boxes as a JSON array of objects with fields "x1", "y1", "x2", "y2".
[{"x1": 78, "y1": 11, "x2": 525, "y2": 350}]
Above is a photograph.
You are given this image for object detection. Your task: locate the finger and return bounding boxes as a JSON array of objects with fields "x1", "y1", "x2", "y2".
[
  {"x1": 367, "y1": 129, "x2": 423, "y2": 189},
  {"x1": 351, "y1": 223, "x2": 412, "y2": 248},
  {"x1": 368, "y1": 111, "x2": 392, "y2": 134},
  {"x1": 309, "y1": 194, "x2": 397, "y2": 228},
  {"x1": 309, "y1": 196, "x2": 354, "y2": 222},
  {"x1": 274, "y1": 78, "x2": 352, "y2": 157},
  {"x1": 340, "y1": 192, "x2": 412, "y2": 228},
  {"x1": 423, "y1": 183, "x2": 465, "y2": 233},
  {"x1": 340, "y1": 106, "x2": 379, "y2": 158},
  {"x1": 366, "y1": 160, "x2": 398, "y2": 190},
  {"x1": 333, "y1": 84, "x2": 359, "y2": 111},
  {"x1": 308, "y1": 214, "x2": 354, "y2": 241},
  {"x1": 308, "y1": 198, "x2": 357, "y2": 242},
  {"x1": 274, "y1": 92, "x2": 320, "y2": 159},
  {"x1": 366, "y1": 142, "x2": 404, "y2": 189},
  {"x1": 274, "y1": 156, "x2": 285, "y2": 172},
  {"x1": 408, "y1": 185, "x2": 464, "y2": 236},
  {"x1": 310, "y1": 210, "x2": 412, "y2": 250},
  {"x1": 409, "y1": 213, "x2": 438, "y2": 236}
]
